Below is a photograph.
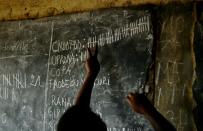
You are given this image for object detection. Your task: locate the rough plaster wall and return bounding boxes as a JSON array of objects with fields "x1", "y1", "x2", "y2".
[
  {"x1": 154, "y1": 3, "x2": 196, "y2": 131},
  {"x1": 0, "y1": 0, "x2": 192, "y2": 21}
]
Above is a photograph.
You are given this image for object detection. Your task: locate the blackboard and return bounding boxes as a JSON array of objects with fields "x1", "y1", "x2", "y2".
[{"x1": 0, "y1": 8, "x2": 153, "y2": 131}]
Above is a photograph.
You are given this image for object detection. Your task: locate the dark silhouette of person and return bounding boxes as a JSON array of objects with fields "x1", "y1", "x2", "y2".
[
  {"x1": 57, "y1": 45, "x2": 176, "y2": 131},
  {"x1": 57, "y1": 46, "x2": 106, "y2": 131}
]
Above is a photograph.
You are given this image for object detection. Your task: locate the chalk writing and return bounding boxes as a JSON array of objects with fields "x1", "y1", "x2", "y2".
[
  {"x1": 0, "y1": 54, "x2": 47, "y2": 60},
  {"x1": 47, "y1": 106, "x2": 67, "y2": 120},
  {"x1": 0, "y1": 87, "x2": 9, "y2": 100},
  {"x1": 49, "y1": 66, "x2": 71, "y2": 77},
  {"x1": 177, "y1": 109, "x2": 188, "y2": 131},
  {"x1": 166, "y1": 110, "x2": 175, "y2": 123},
  {"x1": 44, "y1": 21, "x2": 54, "y2": 131},
  {"x1": 51, "y1": 95, "x2": 74, "y2": 108},
  {"x1": 0, "y1": 86, "x2": 19, "y2": 103},
  {"x1": 86, "y1": 18, "x2": 150, "y2": 48},
  {"x1": 48, "y1": 75, "x2": 110, "y2": 90},
  {"x1": 30, "y1": 74, "x2": 41, "y2": 87},
  {"x1": 160, "y1": 16, "x2": 184, "y2": 52},
  {"x1": 51, "y1": 16, "x2": 150, "y2": 54},
  {"x1": 0, "y1": 73, "x2": 42, "y2": 89},
  {"x1": 51, "y1": 40, "x2": 83, "y2": 53},
  {"x1": 156, "y1": 86, "x2": 187, "y2": 107},
  {"x1": 165, "y1": 109, "x2": 188, "y2": 131},
  {"x1": 157, "y1": 87, "x2": 162, "y2": 107},
  {"x1": 0, "y1": 113, "x2": 7, "y2": 125},
  {"x1": 49, "y1": 52, "x2": 85, "y2": 66},
  {"x1": 49, "y1": 78, "x2": 81, "y2": 90},
  {"x1": 155, "y1": 59, "x2": 183, "y2": 85},
  {"x1": 0, "y1": 73, "x2": 26, "y2": 89},
  {"x1": 0, "y1": 40, "x2": 34, "y2": 53},
  {"x1": 107, "y1": 127, "x2": 144, "y2": 131},
  {"x1": 155, "y1": 62, "x2": 161, "y2": 86}
]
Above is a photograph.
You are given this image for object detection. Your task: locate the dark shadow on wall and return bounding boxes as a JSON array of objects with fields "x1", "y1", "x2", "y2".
[{"x1": 193, "y1": 2, "x2": 203, "y2": 131}]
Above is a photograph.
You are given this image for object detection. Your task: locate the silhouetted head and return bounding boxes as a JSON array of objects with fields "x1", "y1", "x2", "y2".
[{"x1": 57, "y1": 105, "x2": 107, "y2": 131}]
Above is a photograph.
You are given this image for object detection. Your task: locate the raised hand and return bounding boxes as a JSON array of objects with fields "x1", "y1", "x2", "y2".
[
  {"x1": 85, "y1": 45, "x2": 100, "y2": 77},
  {"x1": 127, "y1": 92, "x2": 176, "y2": 131},
  {"x1": 126, "y1": 93, "x2": 153, "y2": 114},
  {"x1": 75, "y1": 45, "x2": 100, "y2": 107}
]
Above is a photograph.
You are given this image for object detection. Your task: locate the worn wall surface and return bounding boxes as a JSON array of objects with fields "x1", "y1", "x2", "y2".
[
  {"x1": 154, "y1": 3, "x2": 196, "y2": 131},
  {"x1": 0, "y1": 0, "x2": 192, "y2": 21}
]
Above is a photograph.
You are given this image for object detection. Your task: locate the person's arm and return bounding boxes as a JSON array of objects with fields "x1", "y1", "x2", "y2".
[
  {"x1": 127, "y1": 93, "x2": 176, "y2": 131},
  {"x1": 75, "y1": 45, "x2": 100, "y2": 108}
]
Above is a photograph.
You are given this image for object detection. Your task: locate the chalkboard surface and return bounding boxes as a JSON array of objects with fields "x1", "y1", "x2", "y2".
[{"x1": 0, "y1": 8, "x2": 153, "y2": 131}]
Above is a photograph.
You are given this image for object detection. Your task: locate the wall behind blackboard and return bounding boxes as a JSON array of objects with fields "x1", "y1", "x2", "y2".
[
  {"x1": 154, "y1": 4, "x2": 196, "y2": 131},
  {"x1": 0, "y1": 8, "x2": 153, "y2": 131}
]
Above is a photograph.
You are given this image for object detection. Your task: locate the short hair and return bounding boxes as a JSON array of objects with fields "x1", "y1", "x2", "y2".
[{"x1": 57, "y1": 105, "x2": 107, "y2": 131}]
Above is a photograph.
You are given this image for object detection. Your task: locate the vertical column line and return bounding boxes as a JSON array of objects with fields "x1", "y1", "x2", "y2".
[{"x1": 43, "y1": 21, "x2": 54, "y2": 131}]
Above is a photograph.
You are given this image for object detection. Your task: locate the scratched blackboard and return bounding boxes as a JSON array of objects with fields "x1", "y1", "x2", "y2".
[{"x1": 0, "y1": 8, "x2": 153, "y2": 131}]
